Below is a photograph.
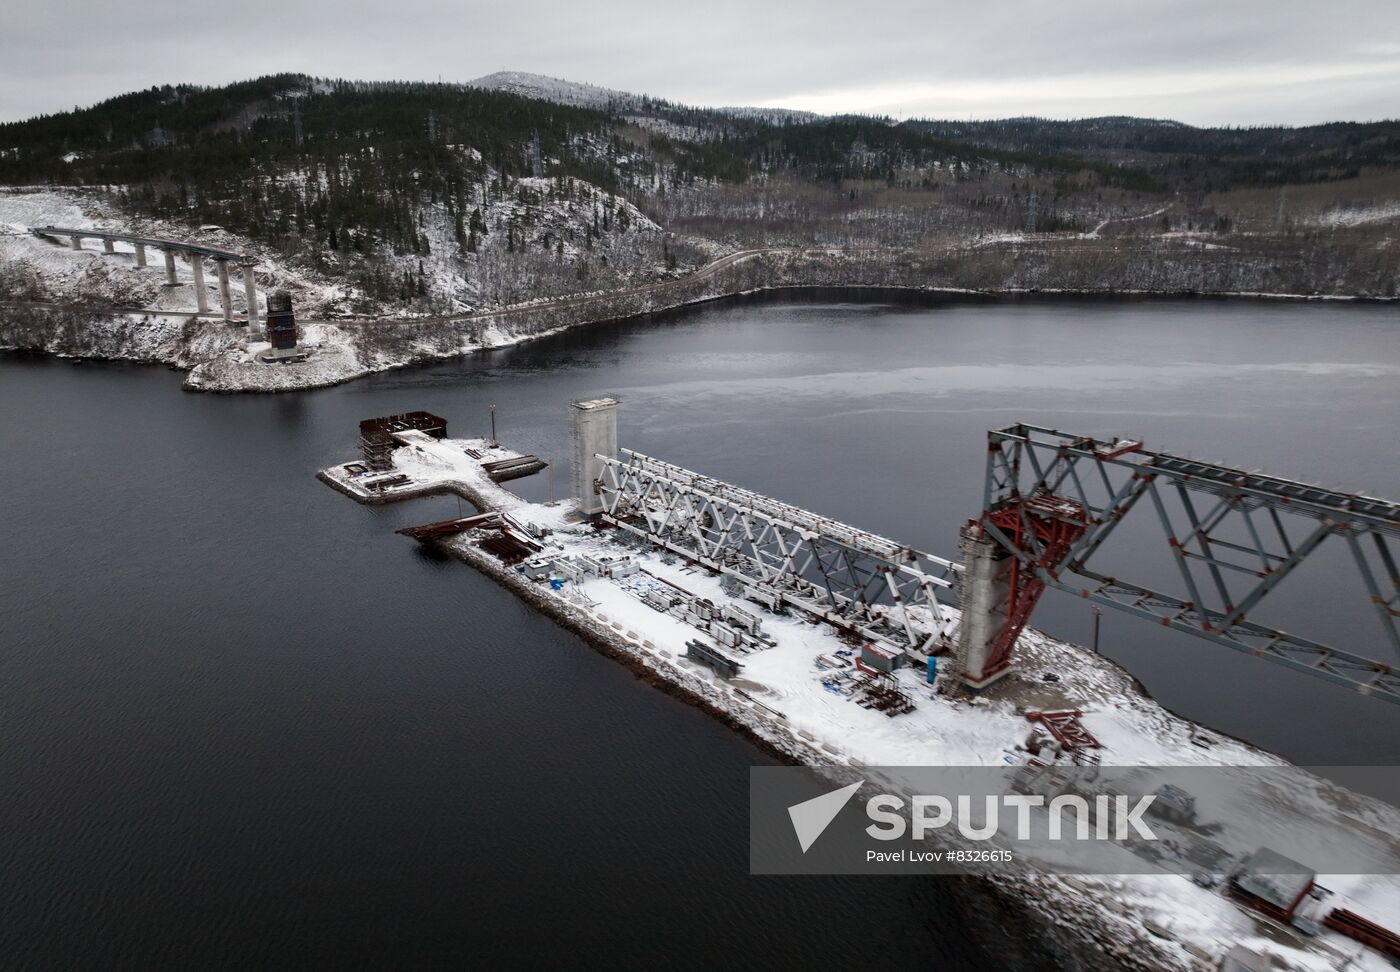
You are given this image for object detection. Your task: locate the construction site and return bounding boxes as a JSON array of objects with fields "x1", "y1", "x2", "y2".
[{"x1": 317, "y1": 399, "x2": 1400, "y2": 972}]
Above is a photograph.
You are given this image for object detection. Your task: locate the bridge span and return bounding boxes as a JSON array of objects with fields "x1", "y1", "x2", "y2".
[
  {"x1": 588, "y1": 413, "x2": 1400, "y2": 704},
  {"x1": 960, "y1": 424, "x2": 1400, "y2": 701},
  {"x1": 30, "y1": 225, "x2": 262, "y2": 329}
]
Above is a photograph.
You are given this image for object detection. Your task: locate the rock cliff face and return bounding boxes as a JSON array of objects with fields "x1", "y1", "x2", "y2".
[{"x1": 0, "y1": 305, "x2": 243, "y2": 368}]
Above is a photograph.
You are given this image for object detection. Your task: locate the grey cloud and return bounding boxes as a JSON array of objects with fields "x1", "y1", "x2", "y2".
[{"x1": 1, "y1": 0, "x2": 1396, "y2": 124}]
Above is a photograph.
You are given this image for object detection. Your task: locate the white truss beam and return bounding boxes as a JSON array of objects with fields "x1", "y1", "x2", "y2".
[{"x1": 596, "y1": 451, "x2": 962, "y2": 657}]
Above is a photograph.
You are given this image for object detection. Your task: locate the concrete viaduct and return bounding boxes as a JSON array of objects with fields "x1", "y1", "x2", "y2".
[{"x1": 30, "y1": 226, "x2": 262, "y2": 329}]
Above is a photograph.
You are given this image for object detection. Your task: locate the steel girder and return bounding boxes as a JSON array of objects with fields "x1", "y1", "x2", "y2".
[
  {"x1": 980, "y1": 424, "x2": 1400, "y2": 703},
  {"x1": 596, "y1": 450, "x2": 962, "y2": 655}
]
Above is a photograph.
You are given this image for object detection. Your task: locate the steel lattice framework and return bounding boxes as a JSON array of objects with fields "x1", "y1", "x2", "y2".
[
  {"x1": 979, "y1": 424, "x2": 1400, "y2": 703},
  {"x1": 596, "y1": 451, "x2": 962, "y2": 655}
]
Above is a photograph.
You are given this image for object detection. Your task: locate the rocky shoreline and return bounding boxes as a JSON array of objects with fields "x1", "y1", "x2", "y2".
[{"x1": 4, "y1": 243, "x2": 1396, "y2": 394}]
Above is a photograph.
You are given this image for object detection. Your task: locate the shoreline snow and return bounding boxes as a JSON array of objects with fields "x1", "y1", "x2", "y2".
[
  {"x1": 6, "y1": 187, "x2": 1397, "y2": 394},
  {"x1": 8, "y1": 276, "x2": 1396, "y2": 396}
]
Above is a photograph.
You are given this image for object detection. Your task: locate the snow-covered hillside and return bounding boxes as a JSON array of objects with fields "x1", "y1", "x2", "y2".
[
  {"x1": 712, "y1": 105, "x2": 820, "y2": 124},
  {"x1": 0, "y1": 169, "x2": 677, "y2": 319},
  {"x1": 470, "y1": 70, "x2": 819, "y2": 127},
  {"x1": 0, "y1": 188, "x2": 345, "y2": 315},
  {"x1": 392, "y1": 169, "x2": 670, "y2": 312},
  {"x1": 0, "y1": 180, "x2": 691, "y2": 392},
  {"x1": 469, "y1": 71, "x2": 652, "y2": 113}
]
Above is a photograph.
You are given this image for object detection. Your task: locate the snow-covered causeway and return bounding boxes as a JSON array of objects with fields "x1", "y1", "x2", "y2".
[{"x1": 318, "y1": 433, "x2": 1400, "y2": 972}]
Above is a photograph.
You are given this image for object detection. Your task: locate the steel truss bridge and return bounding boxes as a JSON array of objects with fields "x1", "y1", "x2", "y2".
[
  {"x1": 589, "y1": 429, "x2": 1399, "y2": 705},
  {"x1": 977, "y1": 424, "x2": 1400, "y2": 703},
  {"x1": 596, "y1": 451, "x2": 962, "y2": 656}
]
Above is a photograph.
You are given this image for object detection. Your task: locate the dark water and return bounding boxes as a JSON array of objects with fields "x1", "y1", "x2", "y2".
[{"x1": 3, "y1": 294, "x2": 1397, "y2": 968}]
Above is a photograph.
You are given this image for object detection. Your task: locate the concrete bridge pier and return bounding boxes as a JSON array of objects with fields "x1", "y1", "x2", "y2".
[
  {"x1": 241, "y1": 265, "x2": 261, "y2": 333},
  {"x1": 215, "y1": 259, "x2": 233, "y2": 322},
  {"x1": 952, "y1": 519, "x2": 1015, "y2": 691},
  {"x1": 31, "y1": 225, "x2": 258, "y2": 317},
  {"x1": 572, "y1": 398, "x2": 619, "y2": 515},
  {"x1": 188, "y1": 255, "x2": 209, "y2": 313}
]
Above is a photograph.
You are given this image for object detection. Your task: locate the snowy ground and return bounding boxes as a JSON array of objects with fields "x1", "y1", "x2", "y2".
[
  {"x1": 0, "y1": 184, "x2": 685, "y2": 391},
  {"x1": 319, "y1": 434, "x2": 545, "y2": 514},
  {"x1": 318, "y1": 435, "x2": 1400, "y2": 972},
  {"x1": 1312, "y1": 201, "x2": 1400, "y2": 228},
  {"x1": 182, "y1": 322, "x2": 365, "y2": 393},
  {"x1": 0, "y1": 188, "x2": 345, "y2": 315}
]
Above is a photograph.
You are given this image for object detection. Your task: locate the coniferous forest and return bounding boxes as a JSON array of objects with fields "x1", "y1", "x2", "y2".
[{"x1": 2, "y1": 73, "x2": 1398, "y2": 306}]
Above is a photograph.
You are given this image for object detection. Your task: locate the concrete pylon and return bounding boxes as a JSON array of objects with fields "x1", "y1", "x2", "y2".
[
  {"x1": 163, "y1": 250, "x2": 178, "y2": 285},
  {"x1": 69, "y1": 236, "x2": 83, "y2": 251},
  {"x1": 188, "y1": 255, "x2": 209, "y2": 313},
  {"x1": 952, "y1": 519, "x2": 1015, "y2": 690},
  {"x1": 102, "y1": 239, "x2": 115, "y2": 254},
  {"x1": 572, "y1": 398, "x2": 619, "y2": 516},
  {"x1": 241, "y1": 264, "x2": 260, "y2": 333},
  {"x1": 134, "y1": 243, "x2": 147, "y2": 268},
  {"x1": 215, "y1": 260, "x2": 233, "y2": 322}
]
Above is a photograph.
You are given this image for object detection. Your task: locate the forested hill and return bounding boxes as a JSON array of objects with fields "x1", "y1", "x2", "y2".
[
  {"x1": 0, "y1": 75, "x2": 699, "y2": 253},
  {"x1": 0, "y1": 72, "x2": 1169, "y2": 204},
  {"x1": 906, "y1": 116, "x2": 1400, "y2": 190},
  {"x1": 0, "y1": 73, "x2": 1165, "y2": 302},
  {"x1": 2, "y1": 73, "x2": 1398, "y2": 310}
]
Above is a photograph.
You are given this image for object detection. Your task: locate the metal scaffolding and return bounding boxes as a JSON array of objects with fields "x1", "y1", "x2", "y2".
[
  {"x1": 358, "y1": 411, "x2": 448, "y2": 471},
  {"x1": 596, "y1": 450, "x2": 961, "y2": 656},
  {"x1": 975, "y1": 424, "x2": 1400, "y2": 703}
]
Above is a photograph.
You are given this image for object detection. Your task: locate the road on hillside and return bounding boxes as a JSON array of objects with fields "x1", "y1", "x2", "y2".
[{"x1": 0, "y1": 245, "x2": 897, "y2": 326}]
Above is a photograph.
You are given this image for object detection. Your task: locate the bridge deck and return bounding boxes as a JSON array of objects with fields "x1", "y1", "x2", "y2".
[{"x1": 31, "y1": 225, "x2": 254, "y2": 263}]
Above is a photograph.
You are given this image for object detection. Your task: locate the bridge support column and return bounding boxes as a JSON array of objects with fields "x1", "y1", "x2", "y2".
[
  {"x1": 215, "y1": 259, "x2": 233, "y2": 322},
  {"x1": 163, "y1": 250, "x2": 178, "y2": 285},
  {"x1": 572, "y1": 398, "x2": 619, "y2": 515},
  {"x1": 188, "y1": 255, "x2": 209, "y2": 313},
  {"x1": 952, "y1": 520, "x2": 1015, "y2": 690},
  {"x1": 134, "y1": 243, "x2": 147, "y2": 267},
  {"x1": 69, "y1": 236, "x2": 83, "y2": 251},
  {"x1": 102, "y1": 239, "x2": 115, "y2": 254},
  {"x1": 241, "y1": 264, "x2": 260, "y2": 334}
]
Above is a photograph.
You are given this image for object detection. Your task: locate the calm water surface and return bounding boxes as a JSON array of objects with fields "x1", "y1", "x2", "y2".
[{"x1": 3, "y1": 294, "x2": 1397, "y2": 968}]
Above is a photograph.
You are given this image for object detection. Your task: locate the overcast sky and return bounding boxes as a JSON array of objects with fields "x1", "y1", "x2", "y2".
[{"x1": 3, "y1": 0, "x2": 1397, "y2": 126}]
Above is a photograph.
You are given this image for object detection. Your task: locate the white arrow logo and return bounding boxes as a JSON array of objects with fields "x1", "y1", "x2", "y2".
[{"x1": 787, "y1": 779, "x2": 865, "y2": 853}]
